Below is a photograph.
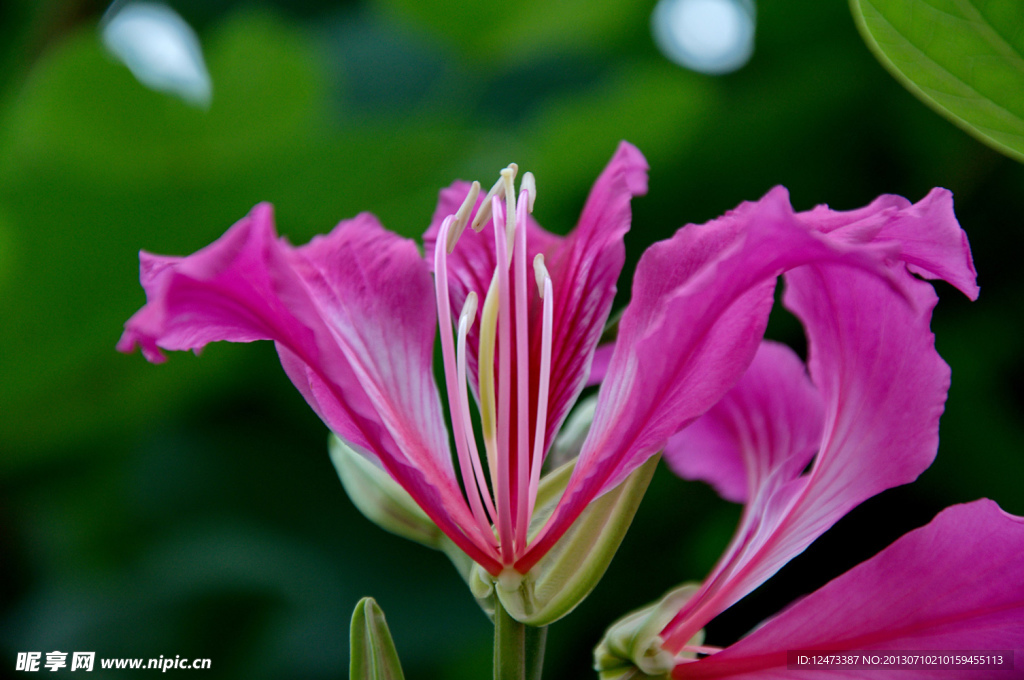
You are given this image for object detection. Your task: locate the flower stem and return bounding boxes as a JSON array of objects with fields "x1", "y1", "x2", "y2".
[{"x1": 494, "y1": 600, "x2": 547, "y2": 680}]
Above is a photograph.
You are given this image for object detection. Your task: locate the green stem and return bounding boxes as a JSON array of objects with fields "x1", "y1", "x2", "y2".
[{"x1": 494, "y1": 600, "x2": 548, "y2": 680}]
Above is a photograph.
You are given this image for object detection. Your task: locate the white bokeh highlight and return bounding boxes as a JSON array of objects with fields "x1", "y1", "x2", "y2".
[
  {"x1": 101, "y1": 2, "x2": 212, "y2": 107},
  {"x1": 652, "y1": 0, "x2": 756, "y2": 75}
]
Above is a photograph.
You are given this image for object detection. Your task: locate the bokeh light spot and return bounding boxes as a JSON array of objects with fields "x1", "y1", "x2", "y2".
[{"x1": 652, "y1": 0, "x2": 756, "y2": 75}]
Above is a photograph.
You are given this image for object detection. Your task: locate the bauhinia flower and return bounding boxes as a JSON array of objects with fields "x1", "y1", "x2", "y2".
[
  {"x1": 595, "y1": 190, "x2": 1024, "y2": 678},
  {"x1": 118, "y1": 142, "x2": 964, "y2": 624}
]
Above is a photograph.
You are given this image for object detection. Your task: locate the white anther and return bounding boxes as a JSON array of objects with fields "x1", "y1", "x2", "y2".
[
  {"x1": 448, "y1": 181, "x2": 481, "y2": 253},
  {"x1": 521, "y1": 172, "x2": 536, "y2": 213},
  {"x1": 501, "y1": 167, "x2": 517, "y2": 260},
  {"x1": 460, "y1": 291, "x2": 479, "y2": 326},
  {"x1": 471, "y1": 163, "x2": 518, "y2": 232},
  {"x1": 533, "y1": 254, "x2": 550, "y2": 298}
]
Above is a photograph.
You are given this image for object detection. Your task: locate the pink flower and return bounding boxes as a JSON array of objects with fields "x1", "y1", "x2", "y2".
[
  {"x1": 118, "y1": 143, "x2": 974, "y2": 591},
  {"x1": 596, "y1": 191, "x2": 1024, "y2": 677}
]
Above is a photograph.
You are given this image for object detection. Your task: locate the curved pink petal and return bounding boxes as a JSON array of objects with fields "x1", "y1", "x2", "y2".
[
  {"x1": 518, "y1": 188, "x2": 892, "y2": 572},
  {"x1": 423, "y1": 141, "x2": 648, "y2": 455},
  {"x1": 798, "y1": 188, "x2": 979, "y2": 300},
  {"x1": 661, "y1": 265, "x2": 956, "y2": 648},
  {"x1": 119, "y1": 204, "x2": 500, "y2": 572},
  {"x1": 673, "y1": 500, "x2": 1024, "y2": 679},
  {"x1": 664, "y1": 341, "x2": 824, "y2": 505},
  {"x1": 118, "y1": 204, "x2": 319, "y2": 362}
]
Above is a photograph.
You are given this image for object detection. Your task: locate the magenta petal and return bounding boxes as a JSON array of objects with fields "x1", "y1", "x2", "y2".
[
  {"x1": 518, "y1": 188, "x2": 890, "y2": 572},
  {"x1": 119, "y1": 205, "x2": 500, "y2": 571},
  {"x1": 798, "y1": 188, "x2": 979, "y2": 300},
  {"x1": 673, "y1": 500, "x2": 1024, "y2": 679},
  {"x1": 287, "y1": 213, "x2": 453, "y2": 481},
  {"x1": 662, "y1": 264, "x2": 953, "y2": 646},
  {"x1": 664, "y1": 341, "x2": 824, "y2": 505},
  {"x1": 540, "y1": 141, "x2": 649, "y2": 447},
  {"x1": 118, "y1": 204, "x2": 320, "y2": 361},
  {"x1": 586, "y1": 342, "x2": 616, "y2": 387}
]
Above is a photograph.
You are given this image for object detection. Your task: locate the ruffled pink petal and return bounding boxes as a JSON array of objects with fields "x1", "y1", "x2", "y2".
[
  {"x1": 118, "y1": 204, "x2": 319, "y2": 362},
  {"x1": 119, "y1": 204, "x2": 500, "y2": 572},
  {"x1": 664, "y1": 341, "x2": 824, "y2": 505},
  {"x1": 798, "y1": 188, "x2": 979, "y2": 300},
  {"x1": 518, "y1": 188, "x2": 890, "y2": 573},
  {"x1": 672, "y1": 500, "x2": 1024, "y2": 679},
  {"x1": 423, "y1": 142, "x2": 648, "y2": 456}
]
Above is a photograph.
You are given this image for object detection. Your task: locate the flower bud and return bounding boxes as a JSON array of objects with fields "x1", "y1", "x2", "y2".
[
  {"x1": 349, "y1": 597, "x2": 405, "y2": 680},
  {"x1": 594, "y1": 585, "x2": 703, "y2": 679}
]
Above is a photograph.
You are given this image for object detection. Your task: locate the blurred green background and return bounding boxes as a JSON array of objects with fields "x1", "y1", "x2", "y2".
[{"x1": 0, "y1": 1, "x2": 1021, "y2": 678}]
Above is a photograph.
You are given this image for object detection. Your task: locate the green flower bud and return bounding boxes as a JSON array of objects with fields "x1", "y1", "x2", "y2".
[
  {"x1": 594, "y1": 585, "x2": 704, "y2": 679},
  {"x1": 349, "y1": 597, "x2": 405, "y2": 680}
]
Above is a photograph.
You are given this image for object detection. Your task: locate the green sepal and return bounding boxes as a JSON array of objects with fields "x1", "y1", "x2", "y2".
[
  {"x1": 330, "y1": 434, "x2": 443, "y2": 549},
  {"x1": 594, "y1": 584, "x2": 703, "y2": 679},
  {"x1": 329, "y1": 435, "x2": 495, "y2": 617},
  {"x1": 475, "y1": 453, "x2": 660, "y2": 626},
  {"x1": 349, "y1": 597, "x2": 406, "y2": 680}
]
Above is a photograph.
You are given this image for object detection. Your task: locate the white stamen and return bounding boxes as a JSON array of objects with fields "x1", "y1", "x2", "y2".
[
  {"x1": 471, "y1": 163, "x2": 518, "y2": 231},
  {"x1": 448, "y1": 181, "x2": 481, "y2": 253},
  {"x1": 521, "y1": 172, "x2": 536, "y2": 213},
  {"x1": 501, "y1": 167, "x2": 517, "y2": 265},
  {"x1": 533, "y1": 254, "x2": 550, "y2": 298},
  {"x1": 460, "y1": 291, "x2": 478, "y2": 326}
]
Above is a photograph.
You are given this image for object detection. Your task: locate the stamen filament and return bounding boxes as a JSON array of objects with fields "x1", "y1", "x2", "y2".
[
  {"x1": 513, "y1": 190, "x2": 531, "y2": 553},
  {"x1": 479, "y1": 272, "x2": 500, "y2": 486},
  {"x1": 433, "y1": 217, "x2": 498, "y2": 549},
  {"x1": 492, "y1": 195, "x2": 515, "y2": 559},
  {"x1": 528, "y1": 255, "x2": 553, "y2": 522},
  {"x1": 457, "y1": 294, "x2": 499, "y2": 527},
  {"x1": 457, "y1": 299, "x2": 498, "y2": 524}
]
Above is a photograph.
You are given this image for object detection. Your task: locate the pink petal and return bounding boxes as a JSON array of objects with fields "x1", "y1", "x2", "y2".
[
  {"x1": 673, "y1": 500, "x2": 1024, "y2": 679},
  {"x1": 664, "y1": 341, "x2": 824, "y2": 505},
  {"x1": 586, "y1": 342, "x2": 616, "y2": 387},
  {"x1": 661, "y1": 261, "x2": 955, "y2": 645},
  {"x1": 118, "y1": 204, "x2": 318, "y2": 361},
  {"x1": 655, "y1": 188, "x2": 979, "y2": 644},
  {"x1": 119, "y1": 204, "x2": 500, "y2": 572},
  {"x1": 798, "y1": 188, "x2": 979, "y2": 300},
  {"x1": 518, "y1": 188, "x2": 889, "y2": 572},
  {"x1": 540, "y1": 141, "x2": 648, "y2": 449}
]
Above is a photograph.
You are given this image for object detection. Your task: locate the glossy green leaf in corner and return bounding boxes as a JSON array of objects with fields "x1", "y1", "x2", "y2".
[
  {"x1": 850, "y1": 0, "x2": 1024, "y2": 163},
  {"x1": 350, "y1": 597, "x2": 406, "y2": 680}
]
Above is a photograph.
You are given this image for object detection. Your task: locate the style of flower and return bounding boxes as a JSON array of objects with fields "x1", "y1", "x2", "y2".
[
  {"x1": 597, "y1": 189, "x2": 1024, "y2": 678},
  {"x1": 118, "y1": 142, "x2": 973, "y2": 596}
]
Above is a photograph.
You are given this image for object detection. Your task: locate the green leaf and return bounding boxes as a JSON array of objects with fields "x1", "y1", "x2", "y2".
[
  {"x1": 350, "y1": 597, "x2": 406, "y2": 680},
  {"x1": 851, "y1": 0, "x2": 1024, "y2": 162}
]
